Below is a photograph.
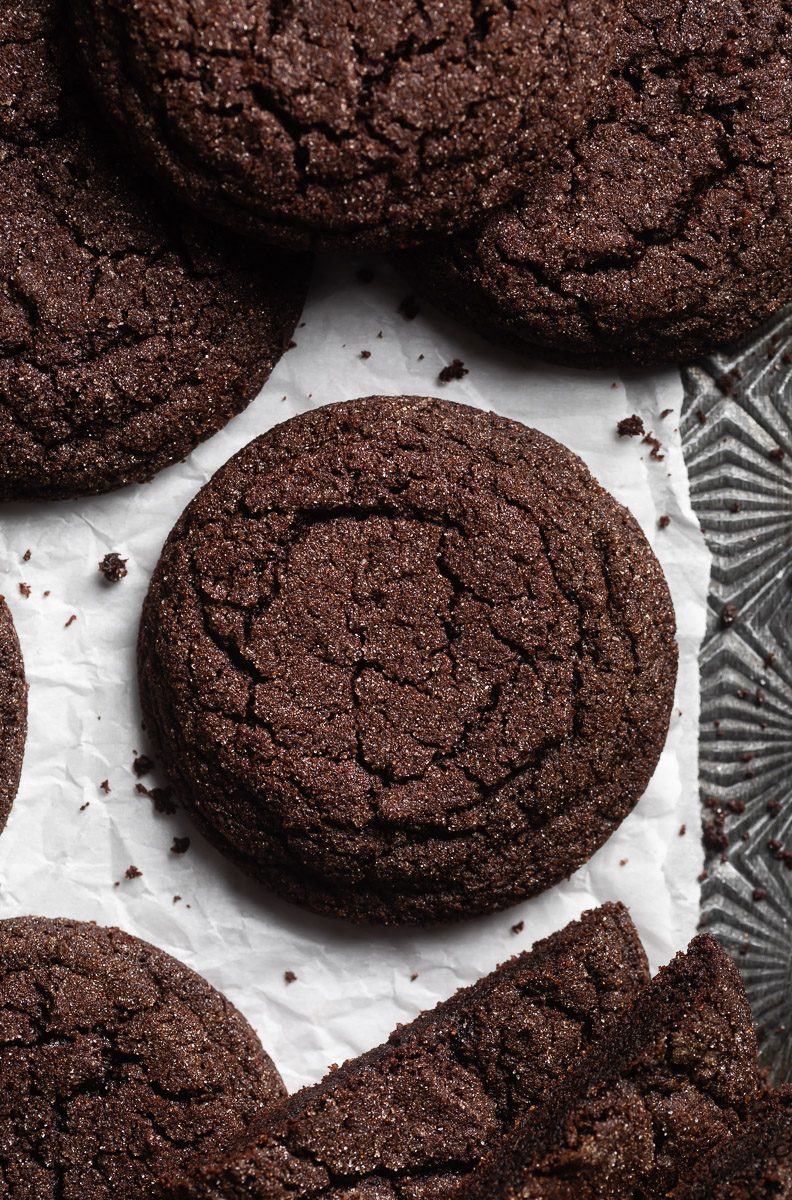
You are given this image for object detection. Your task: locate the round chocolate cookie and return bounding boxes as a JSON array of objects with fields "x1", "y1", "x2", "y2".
[
  {"x1": 69, "y1": 0, "x2": 624, "y2": 253},
  {"x1": 139, "y1": 396, "x2": 678, "y2": 925},
  {"x1": 0, "y1": 597, "x2": 26, "y2": 829},
  {"x1": 0, "y1": 0, "x2": 309, "y2": 502},
  {"x1": 0, "y1": 916, "x2": 286, "y2": 1199},
  {"x1": 396, "y1": 0, "x2": 792, "y2": 366}
]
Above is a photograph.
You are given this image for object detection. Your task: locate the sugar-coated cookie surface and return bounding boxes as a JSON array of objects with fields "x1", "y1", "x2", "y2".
[
  {"x1": 0, "y1": 597, "x2": 26, "y2": 831},
  {"x1": 0, "y1": 0, "x2": 309, "y2": 501},
  {"x1": 70, "y1": 0, "x2": 624, "y2": 251},
  {"x1": 398, "y1": 0, "x2": 792, "y2": 366},
  {"x1": 0, "y1": 916, "x2": 286, "y2": 1199},
  {"x1": 139, "y1": 396, "x2": 678, "y2": 924},
  {"x1": 456, "y1": 935, "x2": 760, "y2": 1200},
  {"x1": 165, "y1": 903, "x2": 651, "y2": 1199}
]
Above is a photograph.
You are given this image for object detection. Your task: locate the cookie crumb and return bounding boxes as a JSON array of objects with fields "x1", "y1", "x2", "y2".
[
  {"x1": 133, "y1": 754, "x2": 154, "y2": 778},
  {"x1": 642, "y1": 431, "x2": 664, "y2": 460},
  {"x1": 99, "y1": 552, "x2": 128, "y2": 582},
  {"x1": 18, "y1": 583, "x2": 30, "y2": 598},
  {"x1": 770, "y1": 446, "x2": 786, "y2": 460},
  {"x1": 679, "y1": 824, "x2": 686, "y2": 835},
  {"x1": 284, "y1": 970, "x2": 297, "y2": 985},
  {"x1": 170, "y1": 836, "x2": 190, "y2": 855},
  {"x1": 22, "y1": 549, "x2": 31, "y2": 562},
  {"x1": 124, "y1": 865, "x2": 142, "y2": 879},
  {"x1": 151, "y1": 786, "x2": 177, "y2": 814},
  {"x1": 100, "y1": 780, "x2": 110, "y2": 794},
  {"x1": 765, "y1": 652, "x2": 776, "y2": 667},
  {"x1": 438, "y1": 358, "x2": 468, "y2": 383},
  {"x1": 360, "y1": 349, "x2": 371, "y2": 359},
  {"x1": 79, "y1": 802, "x2": 90, "y2": 811},
  {"x1": 410, "y1": 972, "x2": 419, "y2": 982},
  {"x1": 658, "y1": 514, "x2": 671, "y2": 529},
  {"x1": 619, "y1": 858, "x2": 628, "y2": 866},
  {"x1": 417, "y1": 353, "x2": 424, "y2": 361},
  {"x1": 510, "y1": 920, "x2": 524, "y2": 935},
  {"x1": 721, "y1": 604, "x2": 739, "y2": 626},
  {"x1": 731, "y1": 501, "x2": 742, "y2": 513},
  {"x1": 660, "y1": 408, "x2": 673, "y2": 418},
  {"x1": 398, "y1": 294, "x2": 420, "y2": 320},
  {"x1": 173, "y1": 895, "x2": 182, "y2": 904},
  {"x1": 64, "y1": 614, "x2": 76, "y2": 628},
  {"x1": 753, "y1": 887, "x2": 767, "y2": 901},
  {"x1": 696, "y1": 407, "x2": 708, "y2": 423},
  {"x1": 617, "y1": 414, "x2": 644, "y2": 437}
]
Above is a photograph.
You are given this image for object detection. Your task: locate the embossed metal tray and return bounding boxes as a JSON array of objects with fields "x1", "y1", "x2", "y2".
[{"x1": 681, "y1": 310, "x2": 792, "y2": 1082}]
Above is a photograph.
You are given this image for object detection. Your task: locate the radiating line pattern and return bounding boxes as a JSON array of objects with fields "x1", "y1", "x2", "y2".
[{"x1": 682, "y1": 309, "x2": 792, "y2": 1082}]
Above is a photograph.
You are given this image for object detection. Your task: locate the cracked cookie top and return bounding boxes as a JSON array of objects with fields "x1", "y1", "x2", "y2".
[
  {"x1": 0, "y1": 916, "x2": 285, "y2": 1199},
  {"x1": 138, "y1": 396, "x2": 678, "y2": 924},
  {"x1": 0, "y1": 0, "x2": 309, "y2": 501},
  {"x1": 0, "y1": 597, "x2": 26, "y2": 832},
  {"x1": 397, "y1": 0, "x2": 792, "y2": 365},
  {"x1": 69, "y1": 0, "x2": 624, "y2": 251}
]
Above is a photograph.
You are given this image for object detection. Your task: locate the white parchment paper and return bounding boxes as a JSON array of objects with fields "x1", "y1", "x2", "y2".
[{"x1": 0, "y1": 257, "x2": 710, "y2": 1093}]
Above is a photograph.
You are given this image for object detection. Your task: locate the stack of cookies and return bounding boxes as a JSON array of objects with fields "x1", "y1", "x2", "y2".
[{"x1": 0, "y1": 904, "x2": 789, "y2": 1198}]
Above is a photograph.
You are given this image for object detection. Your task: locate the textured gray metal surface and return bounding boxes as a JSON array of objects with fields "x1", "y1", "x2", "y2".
[{"x1": 681, "y1": 311, "x2": 792, "y2": 1083}]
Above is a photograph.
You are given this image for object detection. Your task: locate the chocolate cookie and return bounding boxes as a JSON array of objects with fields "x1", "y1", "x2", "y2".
[
  {"x1": 0, "y1": 596, "x2": 27, "y2": 829},
  {"x1": 0, "y1": 0, "x2": 308, "y2": 502},
  {"x1": 397, "y1": 0, "x2": 792, "y2": 366},
  {"x1": 139, "y1": 396, "x2": 678, "y2": 924},
  {"x1": 456, "y1": 934, "x2": 760, "y2": 1200},
  {"x1": 69, "y1": 0, "x2": 624, "y2": 252},
  {"x1": 0, "y1": 916, "x2": 285, "y2": 1199},
  {"x1": 671, "y1": 1088, "x2": 792, "y2": 1200},
  {"x1": 165, "y1": 902, "x2": 650, "y2": 1200}
]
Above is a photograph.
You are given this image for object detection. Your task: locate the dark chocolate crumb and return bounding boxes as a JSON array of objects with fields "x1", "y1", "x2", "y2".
[
  {"x1": 417, "y1": 353, "x2": 424, "y2": 361},
  {"x1": 133, "y1": 754, "x2": 155, "y2": 778},
  {"x1": 619, "y1": 858, "x2": 628, "y2": 866},
  {"x1": 173, "y1": 895, "x2": 182, "y2": 903},
  {"x1": 768, "y1": 800, "x2": 782, "y2": 816},
  {"x1": 731, "y1": 501, "x2": 742, "y2": 513},
  {"x1": 438, "y1": 358, "x2": 468, "y2": 383},
  {"x1": 765, "y1": 653, "x2": 777, "y2": 667},
  {"x1": 64, "y1": 615, "x2": 76, "y2": 628},
  {"x1": 124, "y1": 865, "x2": 142, "y2": 879},
  {"x1": 99, "y1": 552, "x2": 128, "y2": 582},
  {"x1": 753, "y1": 887, "x2": 767, "y2": 901},
  {"x1": 18, "y1": 583, "x2": 30, "y2": 598},
  {"x1": 696, "y1": 407, "x2": 708, "y2": 423},
  {"x1": 410, "y1": 972, "x2": 419, "y2": 982},
  {"x1": 284, "y1": 970, "x2": 297, "y2": 984},
  {"x1": 617, "y1": 414, "x2": 644, "y2": 437},
  {"x1": 770, "y1": 446, "x2": 786, "y2": 460},
  {"x1": 360, "y1": 350, "x2": 371, "y2": 359},
  {"x1": 728, "y1": 799, "x2": 746, "y2": 814},
  {"x1": 716, "y1": 372, "x2": 738, "y2": 395},
  {"x1": 642, "y1": 431, "x2": 664, "y2": 460},
  {"x1": 658, "y1": 515, "x2": 671, "y2": 529},
  {"x1": 100, "y1": 780, "x2": 110, "y2": 794},
  {"x1": 22, "y1": 550, "x2": 31, "y2": 562},
  {"x1": 679, "y1": 824, "x2": 686, "y2": 835},
  {"x1": 721, "y1": 604, "x2": 739, "y2": 626},
  {"x1": 171, "y1": 836, "x2": 190, "y2": 855},
  {"x1": 697, "y1": 870, "x2": 709, "y2": 882},
  {"x1": 510, "y1": 920, "x2": 524, "y2": 935},
  {"x1": 151, "y1": 787, "x2": 177, "y2": 815},
  {"x1": 79, "y1": 802, "x2": 90, "y2": 811},
  {"x1": 398, "y1": 294, "x2": 420, "y2": 320},
  {"x1": 660, "y1": 408, "x2": 673, "y2": 418}
]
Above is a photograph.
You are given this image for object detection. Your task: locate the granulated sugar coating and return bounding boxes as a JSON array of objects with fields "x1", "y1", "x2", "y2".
[
  {"x1": 0, "y1": 597, "x2": 27, "y2": 832},
  {"x1": 0, "y1": 0, "x2": 308, "y2": 501},
  {"x1": 166, "y1": 903, "x2": 650, "y2": 1199},
  {"x1": 0, "y1": 916, "x2": 286, "y2": 1199},
  {"x1": 456, "y1": 935, "x2": 760, "y2": 1200},
  {"x1": 398, "y1": 0, "x2": 792, "y2": 366},
  {"x1": 70, "y1": 0, "x2": 624, "y2": 251},
  {"x1": 139, "y1": 396, "x2": 678, "y2": 924}
]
